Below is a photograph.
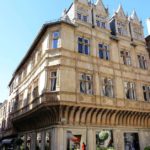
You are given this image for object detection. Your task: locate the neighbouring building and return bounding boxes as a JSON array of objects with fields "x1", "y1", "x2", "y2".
[
  {"x1": 146, "y1": 18, "x2": 150, "y2": 57},
  {"x1": 0, "y1": 0, "x2": 150, "y2": 149}
]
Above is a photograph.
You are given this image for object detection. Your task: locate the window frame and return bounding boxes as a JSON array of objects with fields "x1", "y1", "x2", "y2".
[
  {"x1": 52, "y1": 31, "x2": 60, "y2": 49},
  {"x1": 124, "y1": 81, "x2": 136, "y2": 100},
  {"x1": 78, "y1": 37, "x2": 90, "y2": 55},
  {"x1": 50, "y1": 71, "x2": 57, "y2": 92},
  {"x1": 120, "y1": 50, "x2": 131, "y2": 66},
  {"x1": 98, "y1": 43, "x2": 110, "y2": 60},
  {"x1": 80, "y1": 73, "x2": 93, "y2": 95},
  {"x1": 102, "y1": 77, "x2": 114, "y2": 98},
  {"x1": 137, "y1": 55, "x2": 147, "y2": 70},
  {"x1": 142, "y1": 85, "x2": 150, "y2": 102}
]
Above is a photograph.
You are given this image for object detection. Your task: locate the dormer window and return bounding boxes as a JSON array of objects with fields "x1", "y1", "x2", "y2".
[
  {"x1": 133, "y1": 27, "x2": 143, "y2": 40},
  {"x1": 96, "y1": 19, "x2": 106, "y2": 29},
  {"x1": 117, "y1": 22, "x2": 128, "y2": 36},
  {"x1": 77, "y1": 12, "x2": 88, "y2": 23}
]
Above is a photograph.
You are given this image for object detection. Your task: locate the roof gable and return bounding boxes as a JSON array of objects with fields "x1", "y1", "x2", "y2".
[
  {"x1": 130, "y1": 10, "x2": 140, "y2": 24},
  {"x1": 95, "y1": 0, "x2": 108, "y2": 17},
  {"x1": 115, "y1": 5, "x2": 126, "y2": 19}
]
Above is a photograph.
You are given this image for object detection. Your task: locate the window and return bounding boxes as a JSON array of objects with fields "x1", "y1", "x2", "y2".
[
  {"x1": 77, "y1": 13, "x2": 82, "y2": 20},
  {"x1": 96, "y1": 130, "x2": 114, "y2": 149},
  {"x1": 33, "y1": 86, "x2": 39, "y2": 99},
  {"x1": 102, "y1": 78, "x2": 114, "y2": 98},
  {"x1": 137, "y1": 55, "x2": 147, "y2": 69},
  {"x1": 37, "y1": 50, "x2": 42, "y2": 62},
  {"x1": 83, "y1": 15, "x2": 88, "y2": 22},
  {"x1": 120, "y1": 51, "x2": 131, "y2": 65},
  {"x1": 133, "y1": 27, "x2": 143, "y2": 40},
  {"x1": 52, "y1": 31, "x2": 60, "y2": 49},
  {"x1": 33, "y1": 79, "x2": 39, "y2": 99},
  {"x1": 24, "y1": 88, "x2": 31, "y2": 107},
  {"x1": 124, "y1": 133, "x2": 140, "y2": 150},
  {"x1": 45, "y1": 132, "x2": 51, "y2": 150},
  {"x1": 143, "y1": 85, "x2": 150, "y2": 101},
  {"x1": 96, "y1": 20, "x2": 106, "y2": 28},
  {"x1": 50, "y1": 71, "x2": 57, "y2": 91},
  {"x1": 80, "y1": 73, "x2": 93, "y2": 95},
  {"x1": 98, "y1": 44, "x2": 110, "y2": 60},
  {"x1": 96, "y1": 20, "x2": 100, "y2": 27},
  {"x1": 117, "y1": 22, "x2": 128, "y2": 36},
  {"x1": 67, "y1": 131, "x2": 81, "y2": 150},
  {"x1": 77, "y1": 12, "x2": 88, "y2": 23},
  {"x1": 13, "y1": 96, "x2": 19, "y2": 111},
  {"x1": 101, "y1": 22, "x2": 106, "y2": 28},
  {"x1": 124, "y1": 82, "x2": 136, "y2": 100},
  {"x1": 118, "y1": 27, "x2": 122, "y2": 35},
  {"x1": 78, "y1": 37, "x2": 90, "y2": 55}
]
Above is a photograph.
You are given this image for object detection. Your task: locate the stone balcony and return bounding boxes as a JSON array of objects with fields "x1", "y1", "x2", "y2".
[
  {"x1": 11, "y1": 92, "x2": 150, "y2": 120},
  {"x1": 9, "y1": 92, "x2": 150, "y2": 131}
]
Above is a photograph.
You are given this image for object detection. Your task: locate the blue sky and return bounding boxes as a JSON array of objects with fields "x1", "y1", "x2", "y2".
[{"x1": 0, "y1": 0, "x2": 149, "y2": 102}]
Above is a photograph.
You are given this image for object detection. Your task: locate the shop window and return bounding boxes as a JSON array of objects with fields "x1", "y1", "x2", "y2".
[
  {"x1": 52, "y1": 31, "x2": 60, "y2": 49},
  {"x1": 124, "y1": 133, "x2": 140, "y2": 150},
  {"x1": 143, "y1": 85, "x2": 150, "y2": 102},
  {"x1": 120, "y1": 51, "x2": 131, "y2": 65},
  {"x1": 80, "y1": 73, "x2": 93, "y2": 95},
  {"x1": 45, "y1": 132, "x2": 51, "y2": 150},
  {"x1": 36, "y1": 133, "x2": 42, "y2": 150},
  {"x1": 138, "y1": 55, "x2": 147, "y2": 69},
  {"x1": 124, "y1": 82, "x2": 136, "y2": 100},
  {"x1": 67, "y1": 131, "x2": 82, "y2": 150},
  {"x1": 50, "y1": 71, "x2": 57, "y2": 91},
  {"x1": 78, "y1": 37, "x2": 90, "y2": 55},
  {"x1": 98, "y1": 44, "x2": 110, "y2": 60},
  {"x1": 27, "y1": 135, "x2": 31, "y2": 150},
  {"x1": 96, "y1": 130, "x2": 114, "y2": 149},
  {"x1": 102, "y1": 78, "x2": 114, "y2": 98}
]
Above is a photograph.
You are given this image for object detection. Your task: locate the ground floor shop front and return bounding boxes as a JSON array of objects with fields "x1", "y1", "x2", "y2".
[{"x1": 18, "y1": 126, "x2": 150, "y2": 150}]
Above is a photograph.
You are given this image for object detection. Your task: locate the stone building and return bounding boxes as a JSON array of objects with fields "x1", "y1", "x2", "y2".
[{"x1": 1, "y1": 0, "x2": 150, "y2": 149}]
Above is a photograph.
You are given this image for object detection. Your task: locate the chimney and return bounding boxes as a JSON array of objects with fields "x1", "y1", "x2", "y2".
[{"x1": 147, "y1": 18, "x2": 150, "y2": 35}]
